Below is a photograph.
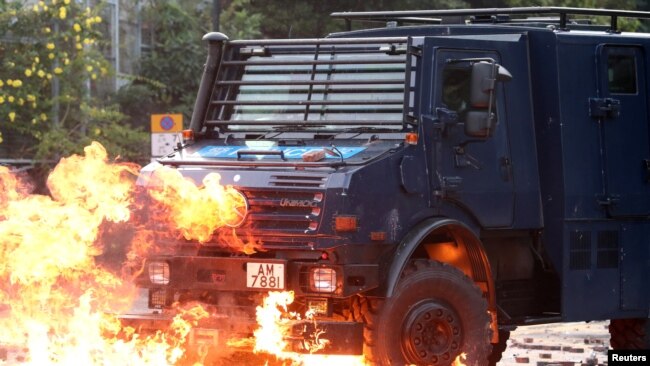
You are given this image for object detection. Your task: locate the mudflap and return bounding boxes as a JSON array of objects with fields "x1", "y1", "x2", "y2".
[{"x1": 288, "y1": 320, "x2": 364, "y2": 355}]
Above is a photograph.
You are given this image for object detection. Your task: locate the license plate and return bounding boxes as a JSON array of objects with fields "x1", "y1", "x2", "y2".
[{"x1": 246, "y1": 262, "x2": 285, "y2": 289}]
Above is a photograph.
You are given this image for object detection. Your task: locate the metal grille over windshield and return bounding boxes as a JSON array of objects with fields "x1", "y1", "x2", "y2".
[{"x1": 204, "y1": 37, "x2": 412, "y2": 131}]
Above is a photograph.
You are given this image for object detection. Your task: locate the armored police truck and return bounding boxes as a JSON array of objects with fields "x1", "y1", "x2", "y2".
[{"x1": 126, "y1": 7, "x2": 650, "y2": 365}]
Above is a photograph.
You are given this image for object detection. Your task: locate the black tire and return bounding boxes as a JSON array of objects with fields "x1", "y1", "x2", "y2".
[
  {"x1": 357, "y1": 260, "x2": 492, "y2": 366},
  {"x1": 488, "y1": 330, "x2": 510, "y2": 366},
  {"x1": 609, "y1": 318, "x2": 650, "y2": 349}
]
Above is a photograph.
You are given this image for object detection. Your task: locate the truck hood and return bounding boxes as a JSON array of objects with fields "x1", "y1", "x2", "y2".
[{"x1": 156, "y1": 137, "x2": 405, "y2": 169}]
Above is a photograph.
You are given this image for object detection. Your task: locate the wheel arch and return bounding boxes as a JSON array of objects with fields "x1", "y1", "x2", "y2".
[{"x1": 384, "y1": 217, "x2": 498, "y2": 341}]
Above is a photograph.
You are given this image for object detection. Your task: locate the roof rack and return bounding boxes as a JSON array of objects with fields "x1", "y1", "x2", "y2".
[{"x1": 330, "y1": 7, "x2": 650, "y2": 33}]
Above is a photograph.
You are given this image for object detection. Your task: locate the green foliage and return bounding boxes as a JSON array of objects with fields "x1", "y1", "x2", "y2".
[
  {"x1": 501, "y1": 0, "x2": 640, "y2": 31},
  {"x1": 134, "y1": 0, "x2": 208, "y2": 120},
  {"x1": 0, "y1": 0, "x2": 148, "y2": 166},
  {"x1": 246, "y1": 0, "x2": 470, "y2": 38},
  {"x1": 220, "y1": 0, "x2": 262, "y2": 39}
]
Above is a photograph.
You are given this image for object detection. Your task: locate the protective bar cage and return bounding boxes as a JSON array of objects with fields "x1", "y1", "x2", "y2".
[
  {"x1": 203, "y1": 37, "x2": 419, "y2": 132},
  {"x1": 330, "y1": 7, "x2": 650, "y2": 33}
]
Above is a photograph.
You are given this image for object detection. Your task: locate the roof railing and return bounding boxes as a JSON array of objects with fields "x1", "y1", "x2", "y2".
[{"x1": 331, "y1": 7, "x2": 650, "y2": 33}]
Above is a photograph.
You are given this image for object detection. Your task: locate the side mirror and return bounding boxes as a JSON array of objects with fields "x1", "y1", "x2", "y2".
[
  {"x1": 466, "y1": 61, "x2": 512, "y2": 138},
  {"x1": 469, "y1": 61, "x2": 512, "y2": 107},
  {"x1": 465, "y1": 111, "x2": 495, "y2": 138}
]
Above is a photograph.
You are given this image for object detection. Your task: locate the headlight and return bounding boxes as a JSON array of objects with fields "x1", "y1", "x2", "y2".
[
  {"x1": 310, "y1": 267, "x2": 337, "y2": 293},
  {"x1": 148, "y1": 261, "x2": 170, "y2": 285}
]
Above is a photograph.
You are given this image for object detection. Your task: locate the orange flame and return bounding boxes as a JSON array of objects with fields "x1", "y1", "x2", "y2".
[
  {"x1": 0, "y1": 143, "x2": 213, "y2": 365},
  {"x1": 232, "y1": 291, "x2": 366, "y2": 366},
  {"x1": 139, "y1": 166, "x2": 261, "y2": 254}
]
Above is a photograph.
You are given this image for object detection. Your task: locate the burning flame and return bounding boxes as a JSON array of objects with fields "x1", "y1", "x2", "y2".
[
  {"x1": 228, "y1": 291, "x2": 366, "y2": 366},
  {"x1": 0, "y1": 142, "x2": 244, "y2": 365},
  {"x1": 139, "y1": 166, "x2": 261, "y2": 254},
  {"x1": 0, "y1": 142, "x2": 469, "y2": 365}
]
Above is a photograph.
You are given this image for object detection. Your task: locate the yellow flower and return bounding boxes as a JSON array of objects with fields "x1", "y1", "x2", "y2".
[
  {"x1": 91, "y1": 73, "x2": 97, "y2": 80},
  {"x1": 75, "y1": 35, "x2": 80, "y2": 42},
  {"x1": 100, "y1": 67, "x2": 108, "y2": 75},
  {"x1": 8, "y1": 96, "x2": 14, "y2": 103},
  {"x1": 8, "y1": 112, "x2": 15, "y2": 122},
  {"x1": 43, "y1": 27, "x2": 51, "y2": 33},
  {"x1": 0, "y1": 96, "x2": 4, "y2": 104},
  {"x1": 32, "y1": 4, "x2": 39, "y2": 12},
  {"x1": 38, "y1": 1, "x2": 44, "y2": 6},
  {"x1": 54, "y1": 67, "x2": 63, "y2": 74},
  {"x1": 37, "y1": 70, "x2": 45, "y2": 78},
  {"x1": 86, "y1": 65, "x2": 93, "y2": 72},
  {"x1": 94, "y1": 128, "x2": 101, "y2": 136},
  {"x1": 32, "y1": 102, "x2": 37, "y2": 109},
  {"x1": 6, "y1": 80, "x2": 13, "y2": 86},
  {"x1": 64, "y1": 58, "x2": 70, "y2": 65},
  {"x1": 95, "y1": 16, "x2": 101, "y2": 23},
  {"x1": 46, "y1": 43, "x2": 55, "y2": 50},
  {"x1": 64, "y1": 0, "x2": 70, "y2": 4},
  {"x1": 83, "y1": 38, "x2": 92, "y2": 45},
  {"x1": 46, "y1": 74, "x2": 52, "y2": 80},
  {"x1": 0, "y1": 133, "x2": 3, "y2": 144},
  {"x1": 40, "y1": 113, "x2": 48, "y2": 121},
  {"x1": 85, "y1": 19, "x2": 93, "y2": 28},
  {"x1": 48, "y1": 53, "x2": 55, "y2": 60},
  {"x1": 0, "y1": 80, "x2": 3, "y2": 87},
  {"x1": 73, "y1": 23, "x2": 81, "y2": 32},
  {"x1": 32, "y1": 118, "x2": 37, "y2": 124},
  {"x1": 52, "y1": 0, "x2": 57, "y2": 4},
  {"x1": 34, "y1": 56, "x2": 40, "y2": 63},
  {"x1": 25, "y1": 69, "x2": 32, "y2": 77},
  {"x1": 43, "y1": 5, "x2": 48, "y2": 11},
  {"x1": 26, "y1": 94, "x2": 35, "y2": 102},
  {"x1": 18, "y1": 98, "x2": 24, "y2": 106},
  {"x1": 12, "y1": 80, "x2": 22, "y2": 88},
  {"x1": 76, "y1": 43, "x2": 82, "y2": 50},
  {"x1": 59, "y1": 7, "x2": 66, "y2": 19}
]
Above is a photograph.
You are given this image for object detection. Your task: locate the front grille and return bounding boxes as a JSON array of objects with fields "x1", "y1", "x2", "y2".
[{"x1": 239, "y1": 189, "x2": 324, "y2": 235}]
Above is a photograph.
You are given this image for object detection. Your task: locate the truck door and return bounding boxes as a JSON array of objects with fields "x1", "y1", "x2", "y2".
[
  {"x1": 596, "y1": 45, "x2": 650, "y2": 217},
  {"x1": 427, "y1": 43, "x2": 515, "y2": 228}
]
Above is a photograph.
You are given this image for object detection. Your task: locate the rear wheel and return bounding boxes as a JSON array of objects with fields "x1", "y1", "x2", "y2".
[
  {"x1": 356, "y1": 260, "x2": 492, "y2": 365},
  {"x1": 609, "y1": 318, "x2": 650, "y2": 349}
]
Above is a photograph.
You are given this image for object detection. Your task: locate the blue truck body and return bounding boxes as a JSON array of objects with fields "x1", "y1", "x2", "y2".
[{"x1": 129, "y1": 7, "x2": 650, "y2": 365}]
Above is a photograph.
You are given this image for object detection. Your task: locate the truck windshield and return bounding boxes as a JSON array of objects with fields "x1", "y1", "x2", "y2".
[{"x1": 204, "y1": 38, "x2": 413, "y2": 133}]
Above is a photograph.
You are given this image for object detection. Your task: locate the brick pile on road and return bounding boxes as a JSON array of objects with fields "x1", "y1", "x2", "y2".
[{"x1": 499, "y1": 321, "x2": 610, "y2": 366}]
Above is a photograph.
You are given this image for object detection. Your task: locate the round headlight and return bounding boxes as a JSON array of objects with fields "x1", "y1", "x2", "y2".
[{"x1": 225, "y1": 189, "x2": 249, "y2": 228}]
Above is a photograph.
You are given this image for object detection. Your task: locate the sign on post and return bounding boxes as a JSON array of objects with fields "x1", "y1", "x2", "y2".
[{"x1": 150, "y1": 114, "x2": 183, "y2": 157}]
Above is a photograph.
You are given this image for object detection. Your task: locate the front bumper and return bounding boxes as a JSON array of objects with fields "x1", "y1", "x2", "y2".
[
  {"x1": 137, "y1": 255, "x2": 378, "y2": 298},
  {"x1": 119, "y1": 312, "x2": 363, "y2": 355}
]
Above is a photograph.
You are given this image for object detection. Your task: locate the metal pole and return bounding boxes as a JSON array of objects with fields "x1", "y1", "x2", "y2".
[
  {"x1": 52, "y1": 21, "x2": 60, "y2": 126},
  {"x1": 212, "y1": 0, "x2": 220, "y2": 31}
]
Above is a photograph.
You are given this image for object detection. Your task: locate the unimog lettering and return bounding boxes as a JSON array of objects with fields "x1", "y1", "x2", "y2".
[{"x1": 279, "y1": 199, "x2": 318, "y2": 208}]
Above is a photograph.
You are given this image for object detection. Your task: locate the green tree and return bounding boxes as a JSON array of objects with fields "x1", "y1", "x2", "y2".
[
  {"x1": 247, "y1": 0, "x2": 470, "y2": 39},
  {"x1": 500, "y1": 0, "x2": 641, "y2": 30},
  {"x1": 0, "y1": 0, "x2": 148, "y2": 165}
]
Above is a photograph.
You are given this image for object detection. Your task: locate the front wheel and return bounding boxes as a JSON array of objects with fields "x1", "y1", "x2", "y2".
[{"x1": 363, "y1": 260, "x2": 492, "y2": 365}]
